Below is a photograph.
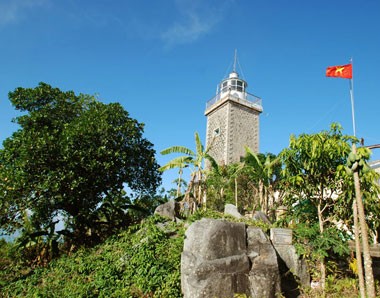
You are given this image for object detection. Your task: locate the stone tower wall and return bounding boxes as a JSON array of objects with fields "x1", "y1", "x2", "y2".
[
  {"x1": 206, "y1": 99, "x2": 260, "y2": 165},
  {"x1": 227, "y1": 102, "x2": 260, "y2": 164},
  {"x1": 205, "y1": 102, "x2": 229, "y2": 165}
]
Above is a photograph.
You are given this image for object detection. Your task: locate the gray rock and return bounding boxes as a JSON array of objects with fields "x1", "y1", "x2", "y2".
[
  {"x1": 183, "y1": 218, "x2": 247, "y2": 261},
  {"x1": 252, "y1": 211, "x2": 271, "y2": 224},
  {"x1": 181, "y1": 218, "x2": 282, "y2": 298},
  {"x1": 247, "y1": 227, "x2": 281, "y2": 298},
  {"x1": 224, "y1": 203, "x2": 243, "y2": 219},
  {"x1": 154, "y1": 200, "x2": 180, "y2": 220},
  {"x1": 273, "y1": 242, "x2": 310, "y2": 288},
  {"x1": 270, "y1": 228, "x2": 293, "y2": 245}
]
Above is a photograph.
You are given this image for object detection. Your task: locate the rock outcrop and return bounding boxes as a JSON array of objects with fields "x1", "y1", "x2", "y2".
[
  {"x1": 181, "y1": 218, "x2": 281, "y2": 298},
  {"x1": 181, "y1": 218, "x2": 308, "y2": 298}
]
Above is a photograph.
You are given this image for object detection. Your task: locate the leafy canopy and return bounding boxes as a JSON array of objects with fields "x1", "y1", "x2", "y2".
[
  {"x1": 0, "y1": 83, "x2": 161, "y2": 245},
  {"x1": 279, "y1": 123, "x2": 380, "y2": 275}
]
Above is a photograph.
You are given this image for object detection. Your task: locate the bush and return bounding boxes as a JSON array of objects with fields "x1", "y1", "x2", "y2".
[{"x1": 1, "y1": 216, "x2": 184, "y2": 297}]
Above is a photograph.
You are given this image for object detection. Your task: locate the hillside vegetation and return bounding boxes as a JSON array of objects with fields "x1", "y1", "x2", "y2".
[
  {"x1": 1, "y1": 216, "x2": 183, "y2": 298},
  {"x1": 2, "y1": 211, "x2": 375, "y2": 298}
]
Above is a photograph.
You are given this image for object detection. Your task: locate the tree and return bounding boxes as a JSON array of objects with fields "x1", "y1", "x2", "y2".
[
  {"x1": 280, "y1": 124, "x2": 352, "y2": 288},
  {"x1": 160, "y1": 132, "x2": 214, "y2": 212},
  {"x1": 160, "y1": 157, "x2": 189, "y2": 200},
  {"x1": 346, "y1": 144, "x2": 380, "y2": 298},
  {"x1": 280, "y1": 123, "x2": 380, "y2": 290},
  {"x1": 170, "y1": 177, "x2": 188, "y2": 199},
  {"x1": 0, "y1": 83, "x2": 161, "y2": 248},
  {"x1": 204, "y1": 150, "x2": 281, "y2": 215},
  {"x1": 205, "y1": 163, "x2": 240, "y2": 211},
  {"x1": 243, "y1": 148, "x2": 281, "y2": 215}
]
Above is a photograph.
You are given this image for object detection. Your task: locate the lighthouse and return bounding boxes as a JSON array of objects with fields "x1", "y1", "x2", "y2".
[{"x1": 205, "y1": 53, "x2": 263, "y2": 165}]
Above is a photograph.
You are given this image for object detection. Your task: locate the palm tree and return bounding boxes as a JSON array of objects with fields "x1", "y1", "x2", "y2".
[
  {"x1": 160, "y1": 158, "x2": 189, "y2": 199},
  {"x1": 171, "y1": 177, "x2": 188, "y2": 198},
  {"x1": 205, "y1": 163, "x2": 242, "y2": 210},
  {"x1": 160, "y1": 132, "x2": 215, "y2": 213},
  {"x1": 243, "y1": 147, "x2": 281, "y2": 215}
]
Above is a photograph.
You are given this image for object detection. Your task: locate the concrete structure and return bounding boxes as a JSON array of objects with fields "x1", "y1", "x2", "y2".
[
  {"x1": 369, "y1": 160, "x2": 380, "y2": 185},
  {"x1": 205, "y1": 64, "x2": 262, "y2": 165},
  {"x1": 369, "y1": 160, "x2": 380, "y2": 174}
]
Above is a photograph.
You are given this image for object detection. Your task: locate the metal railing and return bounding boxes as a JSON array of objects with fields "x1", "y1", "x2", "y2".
[{"x1": 206, "y1": 91, "x2": 262, "y2": 111}]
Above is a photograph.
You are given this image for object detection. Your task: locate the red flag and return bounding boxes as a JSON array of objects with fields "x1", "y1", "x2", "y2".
[{"x1": 326, "y1": 64, "x2": 352, "y2": 79}]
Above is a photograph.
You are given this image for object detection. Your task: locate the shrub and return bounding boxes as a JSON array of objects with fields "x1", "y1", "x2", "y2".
[{"x1": 1, "y1": 216, "x2": 184, "y2": 297}]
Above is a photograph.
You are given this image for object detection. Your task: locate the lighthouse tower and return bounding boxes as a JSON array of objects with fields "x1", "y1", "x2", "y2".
[{"x1": 205, "y1": 54, "x2": 263, "y2": 165}]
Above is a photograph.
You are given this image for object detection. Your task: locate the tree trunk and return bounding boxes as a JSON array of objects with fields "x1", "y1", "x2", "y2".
[
  {"x1": 320, "y1": 259, "x2": 326, "y2": 290},
  {"x1": 184, "y1": 173, "x2": 196, "y2": 214},
  {"x1": 264, "y1": 186, "x2": 268, "y2": 215},
  {"x1": 197, "y1": 171, "x2": 203, "y2": 208},
  {"x1": 317, "y1": 202, "x2": 326, "y2": 289},
  {"x1": 353, "y1": 170, "x2": 375, "y2": 297},
  {"x1": 235, "y1": 177, "x2": 238, "y2": 207},
  {"x1": 353, "y1": 199, "x2": 366, "y2": 298},
  {"x1": 259, "y1": 180, "x2": 264, "y2": 212},
  {"x1": 352, "y1": 144, "x2": 375, "y2": 298},
  {"x1": 176, "y1": 168, "x2": 183, "y2": 198}
]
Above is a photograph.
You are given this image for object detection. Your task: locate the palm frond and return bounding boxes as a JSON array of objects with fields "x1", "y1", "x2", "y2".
[
  {"x1": 205, "y1": 153, "x2": 219, "y2": 173},
  {"x1": 161, "y1": 146, "x2": 195, "y2": 156},
  {"x1": 159, "y1": 156, "x2": 192, "y2": 172},
  {"x1": 244, "y1": 146, "x2": 262, "y2": 166},
  {"x1": 194, "y1": 132, "x2": 204, "y2": 156}
]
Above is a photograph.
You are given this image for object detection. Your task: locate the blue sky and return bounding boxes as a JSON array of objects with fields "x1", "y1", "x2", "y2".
[{"x1": 1, "y1": 0, "x2": 380, "y2": 192}]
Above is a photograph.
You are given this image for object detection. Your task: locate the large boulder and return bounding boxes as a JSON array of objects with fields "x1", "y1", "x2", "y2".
[
  {"x1": 181, "y1": 219, "x2": 250, "y2": 298},
  {"x1": 224, "y1": 203, "x2": 243, "y2": 219},
  {"x1": 270, "y1": 228, "x2": 309, "y2": 297},
  {"x1": 247, "y1": 227, "x2": 281, "y2": 297},
  {"x1": 181, "y1": 218, "x2": 281, "y2": 298},
  {"x1": 154, "y1": 200, "x2": 180, "y2": 220}
]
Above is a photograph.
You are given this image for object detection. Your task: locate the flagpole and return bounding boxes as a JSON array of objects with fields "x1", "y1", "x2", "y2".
[
  {"x1": 349, "y1": 58, "x2": 356, "y2": 137},
  {"x1": 348, "y1": 59, "x2": 366, "y2": 297}
]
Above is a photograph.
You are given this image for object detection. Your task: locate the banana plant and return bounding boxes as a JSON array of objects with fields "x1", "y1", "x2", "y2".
[{"x1": 160, "y1": 132, "x2": 216, "y2": 213}]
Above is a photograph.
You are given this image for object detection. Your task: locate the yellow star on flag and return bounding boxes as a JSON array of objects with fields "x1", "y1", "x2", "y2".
[
  {"x1": 335, "y1": 67, "x2": 345, "y2": 75},
  {"x1": 326, "y1": 64, "x2": 352, "y2": 79}
]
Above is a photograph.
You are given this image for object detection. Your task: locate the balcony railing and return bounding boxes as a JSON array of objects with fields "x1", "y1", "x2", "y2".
[{"x1": 206, "y1": 91, "x2": 263, "y2": 111}]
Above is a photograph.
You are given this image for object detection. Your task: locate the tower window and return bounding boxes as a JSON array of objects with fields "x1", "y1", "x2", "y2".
[
  {"x1": 213, "y1": 128, "x2": 220, "y2": 136},
  {"x1": 230, "y1": 80, "x2": 244, "y2": 92},
  {"x1": 221, "y1": 82, "x2": 228, "y2": 92}
]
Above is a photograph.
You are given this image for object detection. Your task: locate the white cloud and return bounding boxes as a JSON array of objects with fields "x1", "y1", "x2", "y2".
[
  {"x1": 0, "y1": 0, "x2": 48, "y2": 26},
  {"x1": 161, "y1": 13, "x2": 215, "y2": 46},
  {"x1": 161, "y1": 0, "x2": 232, "y2": 47}
]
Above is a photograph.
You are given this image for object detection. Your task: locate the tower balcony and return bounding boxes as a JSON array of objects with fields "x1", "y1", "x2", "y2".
[{"x1": 205, "y1": 90, "x2": 263, "y2": 116}]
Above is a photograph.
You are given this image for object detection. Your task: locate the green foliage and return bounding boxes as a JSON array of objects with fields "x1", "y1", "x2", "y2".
[
  {"x1": 160, "y1": 132, "x2": 210, "y2": 175},
  {"x1": 346, "y1": 146, "x2": 372, "y2": 174},
  {"x1": 243, "y1": 149, "x2": 282, "y2": 214},
  {"x1": 292, "y1": 223, "x2": 349, "y2": 263},
  {"x1": 0, "y1": 83, "x2": 161, "y2": 251},
  {"x1": 277, "y1": 123, "x2": 380, "y2": 288},
  {"x1": 280, "y1": 123, "x2": 353, "y2": 208},
  {"x1": 0, "y1": 239, "x2": 17, "y2": 287},
  {"x1": 1, "y1": 216, "x2": 184, "y2": 297},
  {"x1": 298, "y1": 276, "x2": 378, "y2": 298},
  {"x1": 187, "y1": 209, "x2": 272, "y2": 233},
  {"x1": 205, "y1": 150, "x2": 281, "y2": 216},
  {"x1": 205, "y1": 163, "x2": 241, "y2": 210},
  {"x1": 278, "y1": 123, "x2": 379, "y2": 239},
  {"x1": 160, "y1": 132, "x2": 216, "y2": 211}
]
